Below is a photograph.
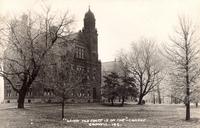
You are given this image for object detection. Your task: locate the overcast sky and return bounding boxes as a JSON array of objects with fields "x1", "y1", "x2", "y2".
[{"x1": 0, "y1": 0, "x2": 200, "y2": 62}]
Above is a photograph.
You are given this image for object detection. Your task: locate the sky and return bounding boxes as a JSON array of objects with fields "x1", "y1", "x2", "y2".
[{"x1": 0, "y1": 0, "x2": 200, "y2": 62}]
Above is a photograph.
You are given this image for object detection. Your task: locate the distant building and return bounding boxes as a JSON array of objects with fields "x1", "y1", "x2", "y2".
[
  {"x1": 3, "y1": 8, "x2": 101, "y2": 103},
  {"x1": 101, "y1": 60, "x2": 136, "y2": 102},
  {"x1": 102, "y1": 59, "x2": 122, "y2": 75}
]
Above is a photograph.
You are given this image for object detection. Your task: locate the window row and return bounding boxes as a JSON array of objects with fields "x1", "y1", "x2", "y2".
[
  {"x1": 6, "y1": 88, "x2": 33, "y2": 97},
  {"x1": 6, "y1": 89, "x2": 94, "y2": 98},
  {"x1": 44, "y1": 88, "x2": 54, "y2": 96},
  {"x1": 75, "y1": 47, "x2": 86, "y2": 59},
  {"x1": 71, "y1": 90, "x2": 91, "y2": 97}
]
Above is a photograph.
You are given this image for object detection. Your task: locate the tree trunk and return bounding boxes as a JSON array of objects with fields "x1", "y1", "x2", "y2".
[
  {"x1": 111, "y1": 99, "x2": 114, "y2": 106},
  {"x1": 196, "y1": 102, "x2": 198, "y2": 108},
  {"x1": 185, "y1": 35, "x2": 190, "y2": 121},
  {"x1": 121, "y1": 96, "x2": 125, "y2": 106},
  {"x1": 157, "y1": 84, "x2": 161, "y2": 104},
  {"x1": 111, "y1": 97, "x2": 114, "y2": 106},
  {"x1": 186, "y1": 101, "x2": 190, "y2": 120},
  {"x1": 158, "y1": 97, "x2": 161, "y2": 104},
  {"x1": 185, "y1": 65, "x2": 190, "y2": 120},
  {"x1": 153, "y1": 93, "x2": 156, "y2": 104},
  {"x1": 138, "y1": 94, "x2": 143, "y2": 105},
  {"x1": 17, "y1": 88, "x2": 27, "y2": 109},
  {"x1": 185, "y1": 72, "x2": 190, "y2": 120},
  {"x1": 138, "y1": 81, "x2": 144, "y2": 105},
  {"x1": 62, "y1": 99, "x2": 65, "y2": 119},
  {"x1": 171, "y1": 95, "x2": 173, "y2": 104}
]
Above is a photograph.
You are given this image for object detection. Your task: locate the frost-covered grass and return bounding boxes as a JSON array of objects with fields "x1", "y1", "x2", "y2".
[{"x1": 0, "y1": 103, "x2": 200, "y2": 128}]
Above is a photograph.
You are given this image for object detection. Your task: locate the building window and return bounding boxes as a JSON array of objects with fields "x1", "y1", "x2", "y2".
[
  {"x1": 75, "y1": 47, "x2": 78, "y2": 58},
  {"x1": 81, "y1": 48, "x2": 85, "y2": 59},
  {"x1": 7, "y1": 89, "x2": 11, "y2": 97},
  {"x1": 75, "y1": 46, "x2": 85, "y2": 59},
  {"x1": 49, "y1": 89, "x2": 54, "y2": 96},
  {"x1": 71, "y1": 89, "x2": 75, "y2": 96},
  {"x1": 51, "y1": 89, "x2": 54, "y2": 96},
  {"x1": 92, "y1": 68, "x2": 97, "y2": 80},
  {"x1": 44, "y1": 88, "x2": 54, "y2": 96},
  {"x1": 80, "y1": 89, "x2": 84, "y2": 97},
  {"x1": 27, "y1": 88, "x2": 32, "y2": 96},
  {"x1": 44, "y1": 89, "x2": 46, "y2": 96},
  {"x1": 88, "y1": 91, "x2": 91, "y2": 97}
]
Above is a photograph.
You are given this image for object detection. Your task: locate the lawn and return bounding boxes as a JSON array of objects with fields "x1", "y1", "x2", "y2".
[{"x1": 0, "y1": 103, "x2": 200, "y2": 128}]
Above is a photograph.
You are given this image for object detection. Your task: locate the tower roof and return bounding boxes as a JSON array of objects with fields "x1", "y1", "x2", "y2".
[
  {"x1": 83, "y1": 6, "x2": 96, "y2": 31},
  {"x1": 84, "y1": 7, "x2": 95, "y2": 21}
]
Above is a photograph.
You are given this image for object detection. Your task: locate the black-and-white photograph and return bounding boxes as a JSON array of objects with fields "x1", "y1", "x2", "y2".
[{"x1": 0, "y1": 0, "x2": 200, "y2": 127}]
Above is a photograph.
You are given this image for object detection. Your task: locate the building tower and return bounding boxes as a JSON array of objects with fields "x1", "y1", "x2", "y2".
[
  {"x1": 82, "y1": 7, "x2": 98, "y2": 62},
  {"x1": 81, "y1": 7, "x2": 101, "y2": 102}
]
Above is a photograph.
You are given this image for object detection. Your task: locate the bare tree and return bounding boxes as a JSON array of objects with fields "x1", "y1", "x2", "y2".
[
  {"x1": 164, "y1": 16, "x2": 200, "y2": 120},
  {"x1": 46, "y1": 41, "x2": 83, "y2": 119},
  {"x1": 128, "y1": 39, "x2": 164, "y2": 105},
  {"x1": 0, "y1": 9, "x2": 74, "y2": 108}
]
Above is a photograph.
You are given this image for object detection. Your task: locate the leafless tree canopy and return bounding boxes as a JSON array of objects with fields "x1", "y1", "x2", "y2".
[
  {"x1": 0, "y1": 9, "x2": 74, "y2": 108},
  {"x1": 118, "y1": 38, "x2": 164, "y2": 105},
  {"x1": 164, "y1": 16, "x2": 200, "y2": 120},
  {"x1": 43, "y1": 40, "x2": 84, "y2": 119}
]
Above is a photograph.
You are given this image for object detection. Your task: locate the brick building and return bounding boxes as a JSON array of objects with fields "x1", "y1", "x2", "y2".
[{"x1": 2, "y1": 8, "x2": 101, "y2": 103}]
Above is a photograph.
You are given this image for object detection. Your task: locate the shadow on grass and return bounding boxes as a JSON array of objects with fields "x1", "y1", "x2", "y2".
[
  {"x1": 100, "y1": 102, "x2": 134, "y2": 107},
  {"x1": 180, "y1": 118, "x2": 200, "y2": 123},
  {"x1": 0, "y1": 107, "x2": 34, "y2": 112}
]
